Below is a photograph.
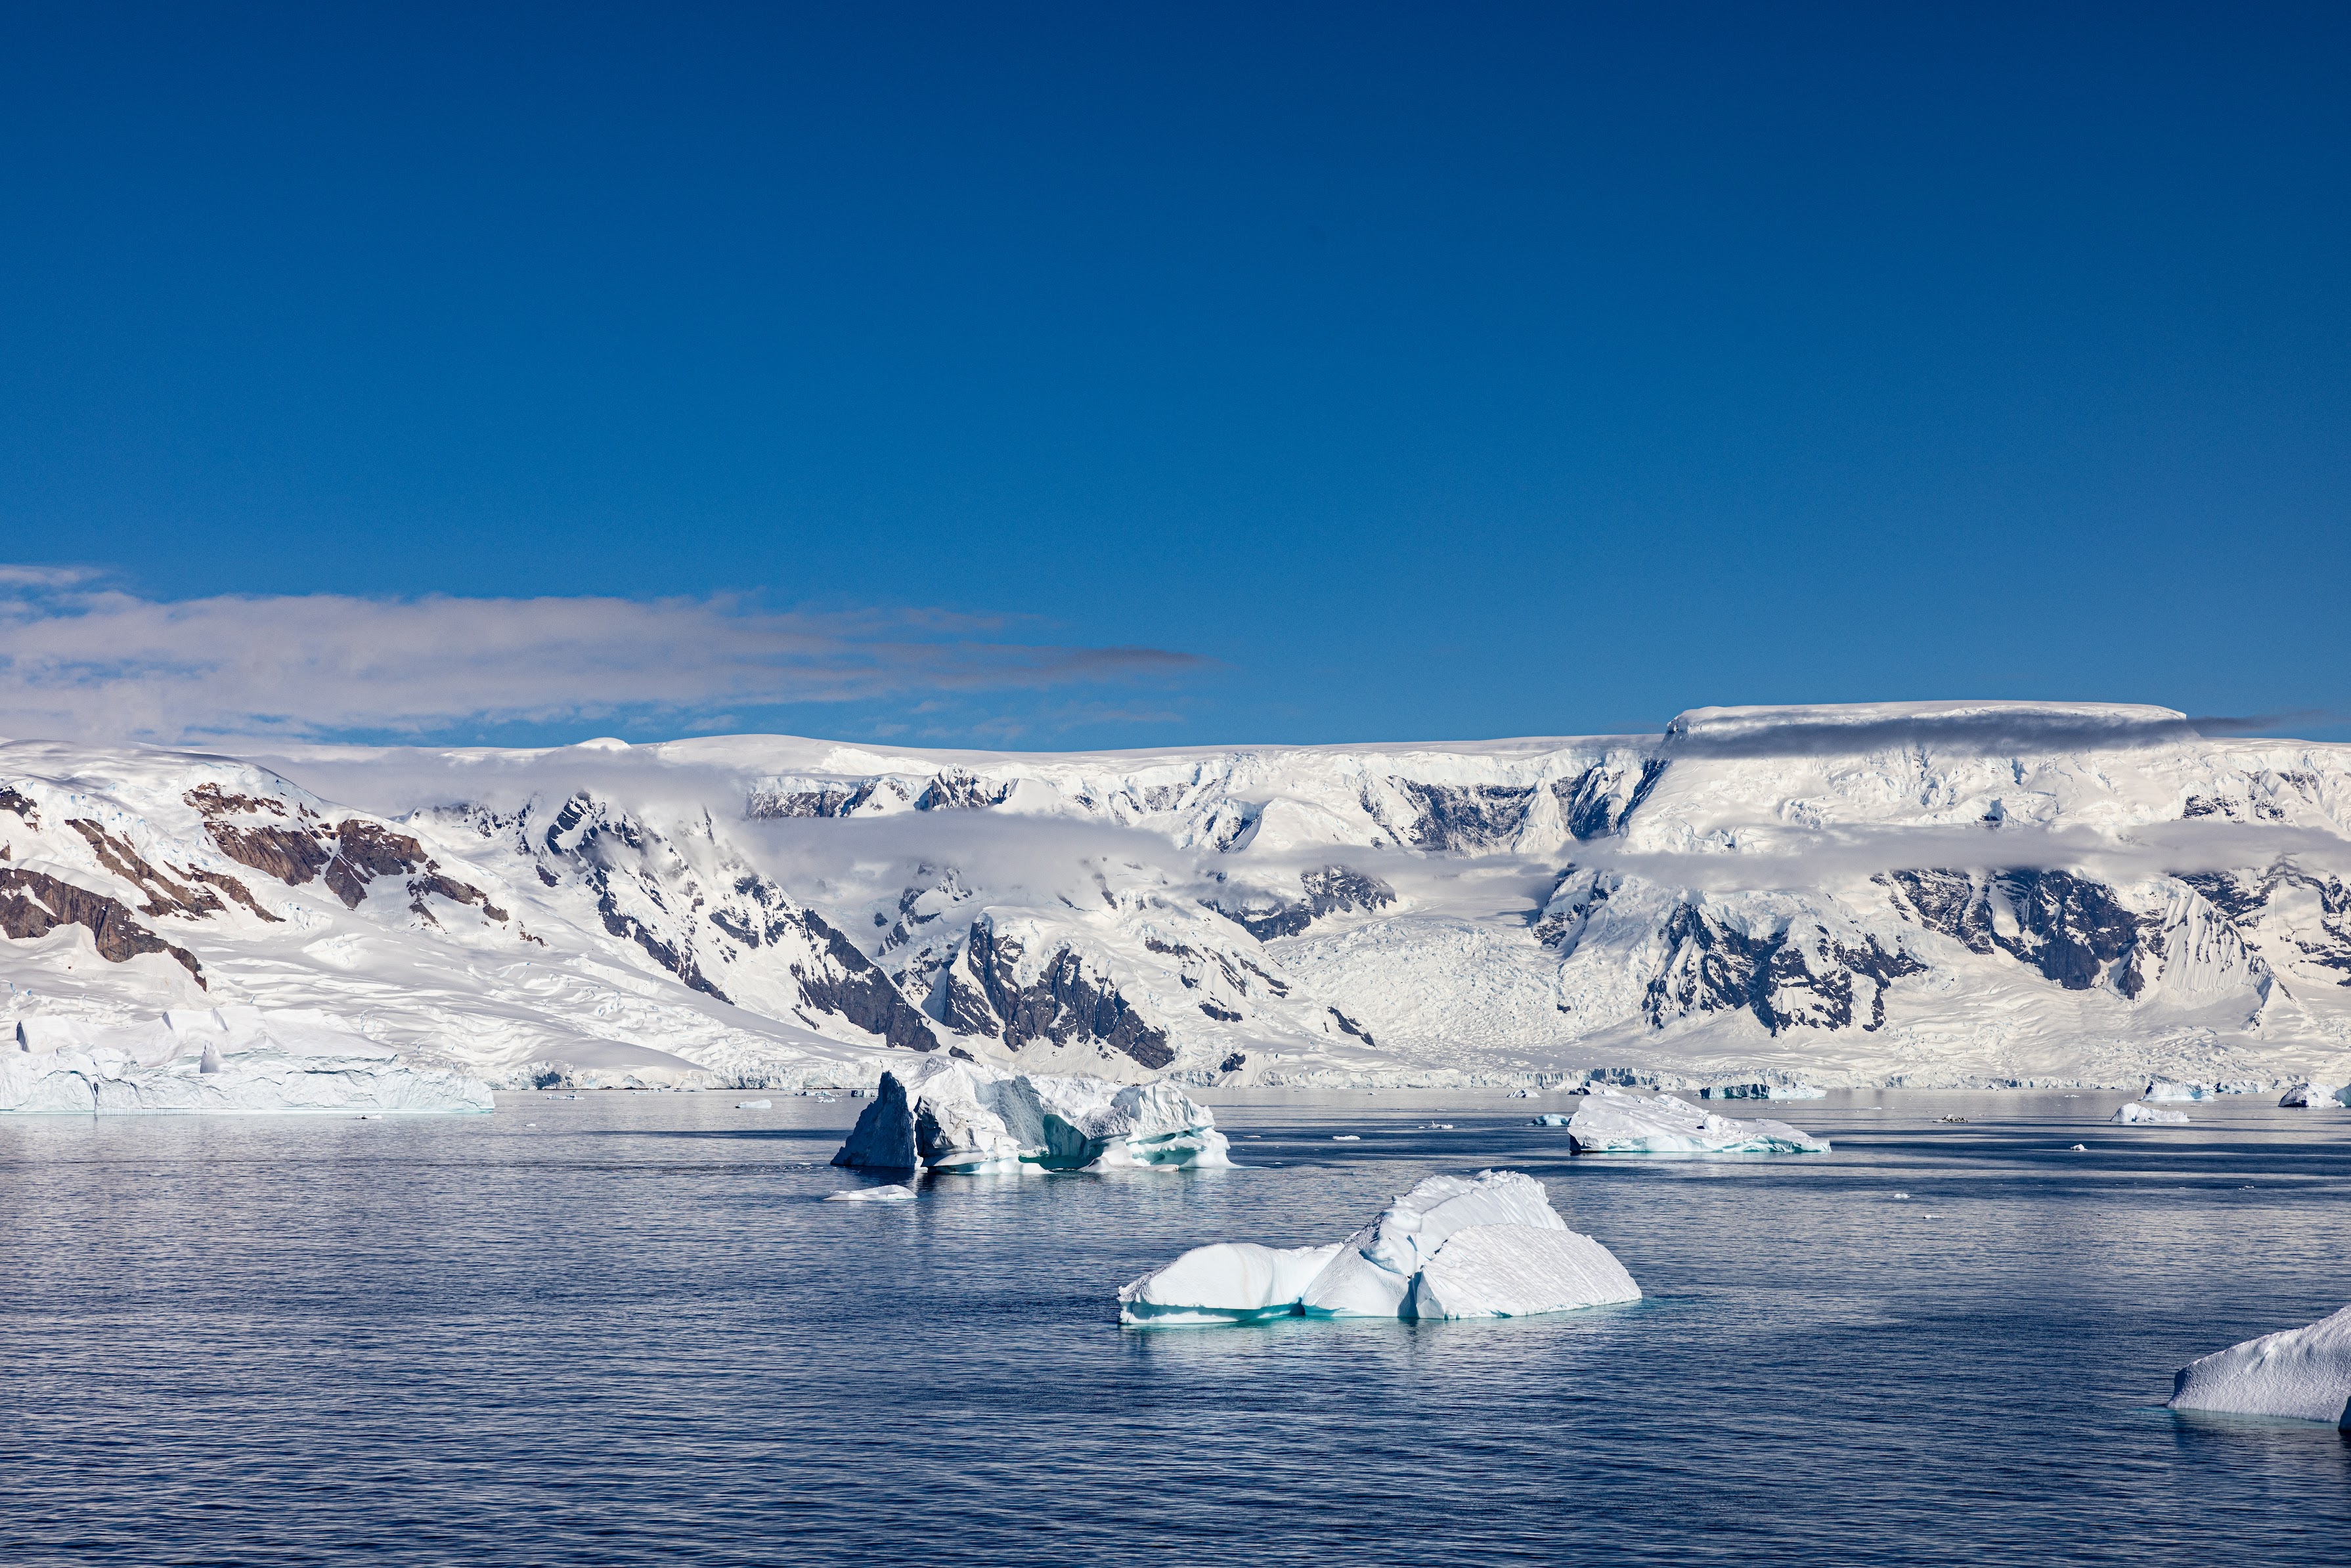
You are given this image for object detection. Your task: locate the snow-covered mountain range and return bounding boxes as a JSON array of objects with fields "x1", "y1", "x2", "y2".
[{"x1": 6, "y1": 701, "x2": 2350, "y2": 1091}]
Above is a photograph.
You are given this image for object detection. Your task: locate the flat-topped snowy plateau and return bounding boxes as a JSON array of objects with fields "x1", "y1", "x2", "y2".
[{"x1": 7, "y1": 698, "x2": 2351, "y2": 1098}]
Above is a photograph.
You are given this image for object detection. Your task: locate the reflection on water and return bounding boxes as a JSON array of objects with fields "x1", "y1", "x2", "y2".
[{"x1": 1, "y1": 1087, "x2": 2348, "y2": 1565}]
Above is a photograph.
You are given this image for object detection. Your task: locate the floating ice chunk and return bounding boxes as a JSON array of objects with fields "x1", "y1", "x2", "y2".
[
  {"x1": 2070, "y1": 1144, "x2": 2088, "y2": 1151},
  {"x1": 2278, "y1": 1081, "x2": 2349, "y2": 1108},
  {"x1": 0, "y1": 1007, "x2": 491, "y2": 1116},
  {"x1": 831, "y1": 1057, "x2": 1228, "y2": 1173},
  {"x1": 735, "y1": 1099, "x2": 773, "y2": 1110},
  {"x1": 1699, "y1": 1081, "x2": 1826, "y2": 1100},
  {"x1": 1532, "y1": 1114, "x2": 1571, "y2": 1126},
  {"x1": 825, "y1": 1184, "x2": 916, "y2": 1203},
  {"x1": 1331, "y1": 1134, "x2": 1361, "y2": 1141},
  {"x1": 2168, "y1": 1305, "x2": 2351, "y2": 1425},
  {"x1": 1565, "y1": 1089, "x2": 1828, "y2": 1154},
  {"x1": 1116, "y1": 1242, "x2": 1345, "y2": 1325},
  {"x1": 1120, "y1": 1170, "x2": 1638, "y2": 1327},
  {"x1": 2114, "y1": 1102, "x2": 2190, "y2": 1125}
]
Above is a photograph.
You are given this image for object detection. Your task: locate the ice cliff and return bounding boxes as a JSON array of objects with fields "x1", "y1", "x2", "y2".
[{"x1": 1118, "y1": 1170, "x2": 1640, "y2": 1325}]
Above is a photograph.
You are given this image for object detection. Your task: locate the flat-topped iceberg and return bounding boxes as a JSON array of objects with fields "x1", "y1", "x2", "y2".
[
  {"x1": 833, "y1": 1056, "x2": 1229, "y2": 1173},
  {"x1": 2278, "y1": 1081, "x2": 2348, "y2": 1108},
  {"x1": 2113, "y1": 1102, "x2": 2189, "y2": 1125},
  {"x1": 1565, "y1": 1088, "x2": 1828, "y2": 1154},
  {"x1": 0, "y1": 1007, "x2": 492, "y2": 1115},
  {"x1": 1118, "y1": 1169, "x2": 1640, "y2": 1326},
  {"x1": 2168, "y1": 1305, "x2": 2351, "y2": 1426},
  {"x1": 2144, "y1": 1078, "x2": 2260, "y2": 1102}
]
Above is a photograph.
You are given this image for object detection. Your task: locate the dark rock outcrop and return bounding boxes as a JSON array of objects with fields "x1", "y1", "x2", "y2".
[{"x1": 0, "y1": 868, "x2": 205, "y2": 985}]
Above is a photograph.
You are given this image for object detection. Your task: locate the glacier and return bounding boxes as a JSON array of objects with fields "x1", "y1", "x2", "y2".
[
  {"x1": 1564, "y1": 1088, "x2": 1829, "y2": 1154},
  {"x1": 0, "y1": 1006, "x2": 491, "y2": 1115},
  {"x1": 7, "y1": 699, "x2": 2351, "y2": 1093},
  {"x1": 831, "y1": 1056, "x2": 1229, "y2": 1172},
  {"x1": 2168, "y1": 1305, "x2": 2351, "y2": 1425},
  {"x1": 1118, "y1": 1169, "x2": 1640, "y2": 1326}
]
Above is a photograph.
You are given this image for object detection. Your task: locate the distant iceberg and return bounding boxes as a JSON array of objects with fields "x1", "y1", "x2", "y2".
[
  {"x1": 1118, "y1": 1170, "x2": 1639, "y2": 1326},
  {"x1": 2144, "y1": 1078, "x2": 2260, "y2": 1102},
  {"x1": 1565, "y1": 1088, "x2": 1828, "y2": 1154},
  {"x1": 0, "y1": 1007, "x2": 492, "y2": 1116},
  {"x1": 2277, "y1": 1081, "x2": 2349, "y2": 1108},
  {"x1": 832, "y1": 1056, "x2": 1228, "y2": 1173},
  {"x1": 2113, "y1": 1102, "x2": 2190, "y2": 1125},
  {"x1": 1698, "y1": 1081, "x2": 1826, "y2": 1100},
  {"x1": 2168, "y1": 1305, "x2": 2351, "y2": 1425}
]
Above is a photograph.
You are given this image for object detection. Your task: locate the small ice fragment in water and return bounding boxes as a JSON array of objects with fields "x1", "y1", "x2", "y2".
[
  {"x1": 1892, "y1": 1192, "x2": 1909, "y2": 1199},
  {"x1": 736, "y1": 1100, "x2": 773, "y2": 1110},
  {"x1": 825, "y1": 1184, "x2": 917, "y2": 1203},
  {"x1": 2114, "y1": 1103, "x2": 2190, "y2": 1125},
  {"x1": 1332, "y1": 1135, "x2": 1361, "y2": 1141},
  {"x1": 1532, "y1": 1114, "x2": 1571, "y2": 1126},
  {"x1": 2070, "y1": 1144, "x2": 2088, "y2": 1151}
]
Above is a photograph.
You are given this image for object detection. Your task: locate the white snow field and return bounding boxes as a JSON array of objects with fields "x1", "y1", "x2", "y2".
[
  {"x1": 1118, "y1": 1170, "x2": 1640, "y2": 1326},
  {"x1": 2113, "y1": 1103, "x2": 2191, "y2": 1125},
  {"x1": 0, "y1": 1005, "x2": 489, "y2": 1114},
  {"x1": 1564, "y1": 1088, "x2": 1830, "y2": 1154},
  {"x1": 2168, "y1": 1306, "x2": 2351, "y2": 1425},
  {"x1": 831, "y1": 1056, "x2": 1228, "y2": 1171},
  {"x1": 9, "y1": 699, "x2": 2351, "y2": 1097}
]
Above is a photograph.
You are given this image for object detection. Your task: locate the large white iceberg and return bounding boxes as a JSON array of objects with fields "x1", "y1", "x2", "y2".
[
  {"x1": 2168, "y1": 1305, "x2": 2351, "y2": 1426},
  {"x1": 2144, "y1": 1078, "x2": 2260, "y2": 1102},
  {"x1": 2277, "y1": 1081, "x2": 2349, "y2": 1108},
  {"x1": 2113, "y1": 1102, "x2": 2190, "y2": 1125},
  {"x1": 833, "y1": 1056, "x2": 1229, "y2": 1173},
  {"x1": 1565, "y1": 1088, "x2": 1828, "y2": 1154},
  {"x1": 1118, "y1": 1169, "x2": 1640, "y2": 1326},
  {"x1": 0, "y1": 1007, "x2": 493, "y2": 1115}
]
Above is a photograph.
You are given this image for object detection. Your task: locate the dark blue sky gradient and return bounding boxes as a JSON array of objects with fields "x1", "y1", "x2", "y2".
[{"x1": 3, "y1": 3, "x2": 2346, "y2": 747}]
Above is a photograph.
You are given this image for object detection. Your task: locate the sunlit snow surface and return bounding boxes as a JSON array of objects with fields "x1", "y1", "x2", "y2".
[{"x1": 2170, "y1": 1305, "x2": 2351, "y2": 1425}]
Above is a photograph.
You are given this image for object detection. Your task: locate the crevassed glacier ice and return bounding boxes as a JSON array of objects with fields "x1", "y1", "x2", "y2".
[
  {"x1": 2168, "y1": 1305, "x2": 2351, "y2": 1425},
  {"x1": 1699, "y1": 1081, "x2": 1826, "y2": 1100},
  {"x1": 2277, "y1": 1081, "x2": 2349, "y2": 1108},
  {"x1": 1565, "y1": 1088, "x2": 1828, "y2": 1154},
  {"x1": 1118, "y1": 1169, "x2": 1640, "y2": 1327},
  {"x1": 0, "y1": 1007, "x2": 492, "y2": 1115},
  {"x1": 832, "y1": 1056, "x2": 1228, "y2": 1173},
  {"x1": 2113, "y1": 1102, "x2": 2190, "y2": 1125}
]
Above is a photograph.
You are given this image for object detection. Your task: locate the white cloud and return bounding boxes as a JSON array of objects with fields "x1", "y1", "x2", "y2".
[{"x1": 0, "y1": 570, "x2": 1202, "y2": 743}]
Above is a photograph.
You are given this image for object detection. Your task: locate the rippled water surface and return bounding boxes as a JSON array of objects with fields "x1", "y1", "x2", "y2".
[{"x1": 4, "y1": 1088, "x2": 2348, "y2": 1565}]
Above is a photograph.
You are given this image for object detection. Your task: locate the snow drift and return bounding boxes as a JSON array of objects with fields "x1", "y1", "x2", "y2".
[
  {"x1": 1118, "y1": 1169, "x2": 1640, "y2": 1326},
  {"x1": 831, "y1": 1056, "x2": 1228, "y2": 1172},
  {"x1": 2168, "y1": 1306, "x2": 2351, "y2": 1425}
]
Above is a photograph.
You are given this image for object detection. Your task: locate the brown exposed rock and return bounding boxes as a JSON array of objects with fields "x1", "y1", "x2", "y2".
[
  {"x1": 205, "y1": 821, "x2": 332, "y2": 887},
  {"x1": 185, "y1": 784, "x2": 287, "y2": 819},
  {"x1": 185, "y1": 867, "x2": 280, "y2": 922},
  {"x1": 0, "y1": 787, "x2": 39, "y2": 827},
  {"x1": 324, "y1": 820, "x2": 429, "y2": 909},
  {"x1": 0, "y1": 867, "x2": 205, "y2": 986},
  {"x1": 70, "y1": 819, "x2": 225, "y2": 921}
]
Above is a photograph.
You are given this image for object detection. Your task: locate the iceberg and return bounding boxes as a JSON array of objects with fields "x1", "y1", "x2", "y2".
[
  {"x1": 825, "y1": 1183, "x2": 917, "y2": 1203},
  {"x1": 2277, "y1": 1081, "x2": 2348, "y2": 1108},
  {"x1": 2168, "y1": 1305, "x2": 2351, "y2": 1425},
  {"x1": 1118, "y1": 1169, "x2": 1640, "y2": 1326},
  {"x1": 832, "y1": 1056, "x2": 1229, "y2": 1173},
  {"x1": 1565, "y1": 1088, "x2": 1828, "y2": 1154},
  {"x1": 1532, "y1": 1113, "x2": 1571, "y2": 1126},
  {"x1": 0, "y1": 1007, "x2": 492, "y2": 1116},
  {"x1": 2113, "y1": 1102, "x2": 2190, "y2": 1125},
  {"x1": 2144, "y1": 1078, "x2": 2262, "y2": 1102}
]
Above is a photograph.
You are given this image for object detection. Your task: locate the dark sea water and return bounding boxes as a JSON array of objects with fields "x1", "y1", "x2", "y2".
[{"x1": 3, "y1": 1087, "x2": 2348, "y2": 1566}]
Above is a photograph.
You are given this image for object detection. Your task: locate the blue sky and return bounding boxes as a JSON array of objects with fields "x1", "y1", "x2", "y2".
[{"x1": 2, "y1": 3, "x2": 2345, "y2": 749}]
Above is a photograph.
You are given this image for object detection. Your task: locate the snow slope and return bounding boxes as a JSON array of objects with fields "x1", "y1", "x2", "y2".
[{"x1": 8, "y1": 699, "x2": 2351, "y2": 1091}]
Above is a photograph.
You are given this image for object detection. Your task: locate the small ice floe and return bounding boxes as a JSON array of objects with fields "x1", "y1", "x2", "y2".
[
  {"x1": 735, "y1": 1100, "x2": 773, "y2": 1110},
  {"x1": 1532, "y1": 1114, "x2": 1571, "y2": 1127},
  {"x1": 1423, "y1": 1123, "x2": 1455, "y2": 1130},
  {"x1": 2278, "y1": 1081, "x2": 2349, "y2": 1108},
  {"x1": 1564, "y1": 1088, "x2": 1828, "y2": 1154},
  {"x1": 1332, "y1": 1135, "x2": 1362, "y2": 1142},
  {"x1": 2070, "y1": 1144, "x2": 2089, "y2": 1152},
  {"x1": 825, "y1": 1184, "x2": 917, "y2": 1204},
  {"x1": 1891, "y1": 1192, "x2": 1910, "y2": 1200},
  {"x1": 2115, "y1": 1103, "x2": 2191, "y2": 1125},
  {"x1": 1937, "y1": 1115, "x2": 1970, "y2": 1123},
  {"x1": 1118, "y1": 1169, "x2": 1639, "y2": 1326},
  {"x1": 2168, "y1": 1305, "x2": 2351, "y2": 1425}
]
